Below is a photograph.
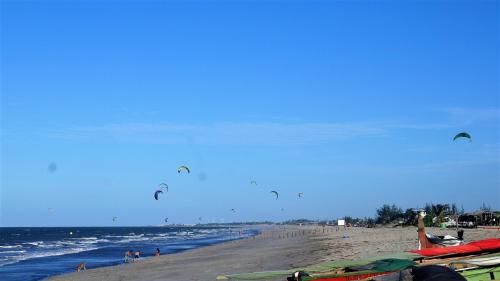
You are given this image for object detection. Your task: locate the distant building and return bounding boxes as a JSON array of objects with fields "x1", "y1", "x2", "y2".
[{"x1": 459, "y1": 211, "x2": 499, "y2": 227}]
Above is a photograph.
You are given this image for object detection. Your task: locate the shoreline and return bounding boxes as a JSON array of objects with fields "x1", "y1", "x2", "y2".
[
  {"x1": 0, "y1": 225, "x2": 259, "y2": 281},
  {"x1": 46, "y1": 225, "x2": 500, "y2": 281}
]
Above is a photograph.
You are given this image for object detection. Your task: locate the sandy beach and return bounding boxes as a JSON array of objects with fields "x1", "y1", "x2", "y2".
[{"x1": 46, "y1": 225, "x2": 499, "y2": 281}]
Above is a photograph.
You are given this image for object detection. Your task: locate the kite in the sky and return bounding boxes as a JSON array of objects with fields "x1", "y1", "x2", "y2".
[
  {"x1": 270, "y1": 190, "x2": 279, "y2": 200},
  {"x1": 48, "y1": 163, "x2": 57, "y2": 173},
  {"x1": 154, "y1": 190, "x2": 164, "y2": 200},
  {"x1": 453, "y1": 132, "x2": 472, "y2": 142},
  {"x1": 159, "y1": 183, "x2": 169, "y2": 192},
  {"x1": 178, "y1": 166, "x2": 190, "y2": 173}
]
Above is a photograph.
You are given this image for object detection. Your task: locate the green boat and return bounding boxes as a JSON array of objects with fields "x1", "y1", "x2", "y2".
[{"x1": 461, "y1": 266, "x2": 500, "y2": 281}]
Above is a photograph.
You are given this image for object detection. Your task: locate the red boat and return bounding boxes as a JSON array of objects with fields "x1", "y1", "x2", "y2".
[{"x1": 411, "y1": 238, "x2": 500, "y2": 257}]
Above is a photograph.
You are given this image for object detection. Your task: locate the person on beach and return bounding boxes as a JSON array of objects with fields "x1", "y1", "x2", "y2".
[
  {"x1": 134, "y1": 250, "x2": 141, "y2": 260},
  {"x1": 155, "y1": 248, "x2": 160, "y2": 256},
  {"x1": 124, "y1": 250, "x2": 132, "y2": 263},
  {"x1": 76, "y1": 262, "x2": 86, "y2": 272}
]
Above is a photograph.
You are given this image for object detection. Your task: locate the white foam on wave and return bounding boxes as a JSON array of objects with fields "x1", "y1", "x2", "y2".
[
  {"x1": 197, "y1": 229, "x2": 216, "y2": 234},
  {"x1": 96, "y1": 238, "x2": 111, "y2": 243},
  {"x1": 103, "y1": 234, "x2": 149, "y2": 243},
  {"x1": 0, "y1": 260, "x2": 17, "y2": 267},
  {"x1": 150, "y1": 235, "x2": 177, "y2": 241},
  {"x1": 63, "y1": 239, "x2": 100, "y2": 246},
  {"x1": 0, "y1": 228, "x2": 245, "y2": 268},
  {"x1": 104, "y1": 234, "x2": 145, "y2": 239},
  {"x1": 0, "y1": 250, "x2": 27, "y2": 254},
  {"x1": 69, "y1": 237, "x2": 111, "y2": 244},
  {"x1": 73, "y1": 237, "x2": 98, "y2": 241},
  {"x1": 115, "y1": 237, "x2": 149, "y2": 243},
  {"x1": 0, "y1": 246, "x2": 99, "y2": 267},
  {"x1": 175, "y1": 231, "x2": 194, "y2": 236},
  {"x1": 20, "y1": 237, "x2": 106, "y2": 251},
  {"x1": 0, "y1": 236, "x2": 113, "y2": 267},
  {"x1": 25, "y1": 241, "x2": 45, "y2": 246},
  {"x1": 0, "y1": 245, "x2": 23, "y2": 249}
]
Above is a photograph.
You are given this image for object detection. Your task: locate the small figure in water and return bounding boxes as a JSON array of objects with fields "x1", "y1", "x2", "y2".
[
  {"x1": 155, "y1": 248, "x2": 160, "y2": 256},
  {"x1": 134, "y1": 250, "x2": 141, "y2": 261},
  {"x1": 76, "y1": 262, "x2": 86, "y2": 272},
  {"x1": 124, "y1": 250, "x2": 132, "y2": 263}
]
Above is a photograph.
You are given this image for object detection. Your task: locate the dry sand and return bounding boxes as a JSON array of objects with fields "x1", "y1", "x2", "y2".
[{"x1": 47, "y1": 225, "x2": 499, "y2": 281}]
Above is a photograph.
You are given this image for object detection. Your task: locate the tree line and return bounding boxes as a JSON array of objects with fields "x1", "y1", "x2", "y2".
[{"x1": 344, "y1": 202, "x2": 494, "y2": 227}]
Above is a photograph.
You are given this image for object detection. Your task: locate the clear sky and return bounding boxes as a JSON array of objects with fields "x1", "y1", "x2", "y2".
[{"x1": 1, "y1": 0, "x2": 499, "y2": 226}]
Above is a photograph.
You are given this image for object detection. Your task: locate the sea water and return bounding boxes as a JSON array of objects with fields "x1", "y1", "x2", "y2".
[{"x1": 0, "y1": 226, "x2": 257, "y2": 281}]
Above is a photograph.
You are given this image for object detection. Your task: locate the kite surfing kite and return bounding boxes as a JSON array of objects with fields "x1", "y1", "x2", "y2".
[
  {"x1": 159, "y1": 183, "x2": 168, "y2": 192},
  {"x1": 48, "y1": 162, "x2": 57, "y2": 173},
  {"x1": 270, "y1": 190, "x2": 279, "y2": 200},
  {"x1": 453, "y1": 132, "x2": 472, "y2": 142},
  {"x1": 154, "y1": 189, "x2": 164, "y2": 200},
  {"x1": 112, "y1": 216, "x2": 118, "y2": 222},
  {"x1": 298, "y1": 192, "x2": 304, "y2": 198},
  {"x1": 177, "y1": 165, "x2": 190, "y2": 173},
  {"x1": 250, "y1": 180, "x2": 257, "y2": 186},
  {"x1": 231, "y1": 208, "x2": 236, "y2": 213},
  {"x1": 164, "y1": 217, "x2": 168, "y2": 223}
]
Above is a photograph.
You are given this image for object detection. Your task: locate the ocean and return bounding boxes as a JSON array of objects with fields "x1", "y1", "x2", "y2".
[{"x1": 0, "y1": 226, "x2": 257, "y2": 281}]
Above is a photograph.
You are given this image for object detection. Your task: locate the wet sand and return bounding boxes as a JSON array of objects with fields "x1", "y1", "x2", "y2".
[{"x1": 47, "y1": 225, "x2": 499, "y2": 281}]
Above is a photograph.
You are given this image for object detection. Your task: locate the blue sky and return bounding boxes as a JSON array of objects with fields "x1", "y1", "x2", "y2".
[{"x1": 1, "y1": 0, "x2": 499, "y2": 226}]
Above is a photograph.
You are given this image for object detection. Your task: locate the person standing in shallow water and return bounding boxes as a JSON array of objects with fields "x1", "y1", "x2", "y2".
[
  {"x1": 134, "y1": 250, "x2": 140, "y2": 261},
  {"x1": 155, "y1": 248, "x2": 160, "y2": 256},
  {"x1": 124, "y1": 250, "x2": 131, "y2": 263}
]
